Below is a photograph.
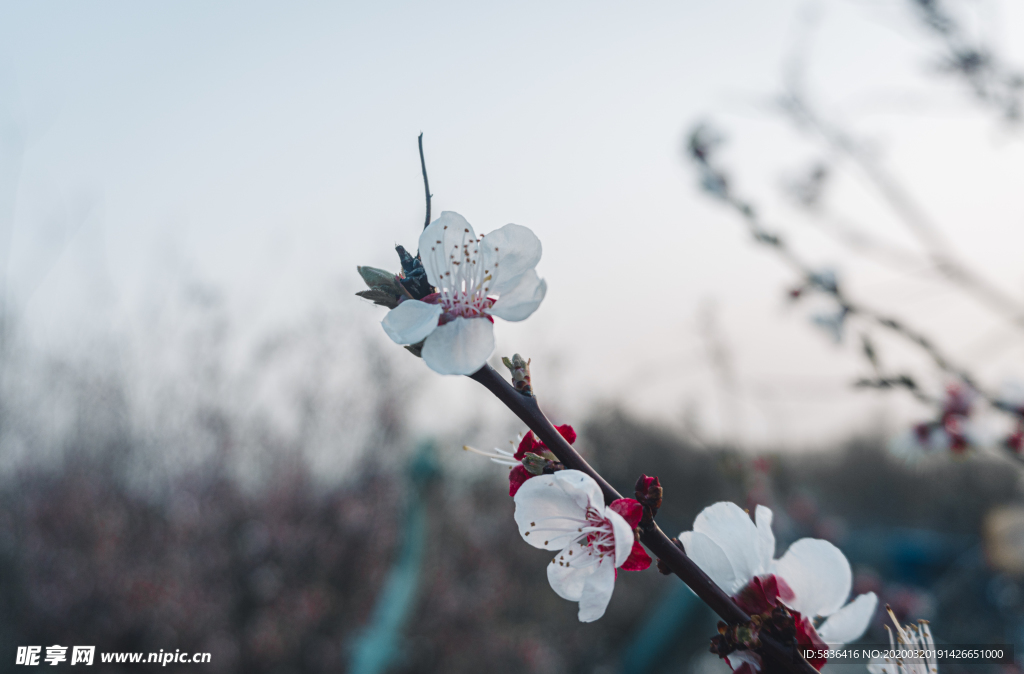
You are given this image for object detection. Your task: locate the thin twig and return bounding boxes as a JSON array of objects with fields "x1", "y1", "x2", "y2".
[
  {"x1": 907, "y1": 0, "x2": 1024, "y2": 123},
  {"x1": 418, "y1": 133, "x2": 432, "y2": 230},
  {"x1": 688, "y1": 127, "x2": 1024, "y2": 464},
  {"x1": 692, "y1": 130, "x2": 983, "y2": 393},
  {"x1": 804, "y1": 209, "x2": 927, "y2": 271},
  {"x1": 468, "y1": 364, "x2": 819, "y2": 674},
  {"x1": 779, "y1": 92, "x2": 1024, "y2": 329}
]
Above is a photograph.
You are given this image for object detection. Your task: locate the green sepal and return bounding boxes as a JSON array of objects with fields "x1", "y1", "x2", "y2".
[
  {"x1": 356, "y1": 289, "x2": 401, "y2": 309},
  {"x1": 357, "y1": 266, "x2": 403, "y2": 293},
  {"x1": 521, "y1": 452, "x2": 548, "y2": 475}
]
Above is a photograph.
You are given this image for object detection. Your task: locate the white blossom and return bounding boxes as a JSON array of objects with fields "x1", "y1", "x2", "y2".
[
  {"x1": 381, "y1": 212, "x2": 546, "y2": 375},
  {"x1": 679, "y1": 502, "x2": 876, "y2": 657},
  {"x1": 513, "y1": 470, "x2": 645, "y2": 622}
]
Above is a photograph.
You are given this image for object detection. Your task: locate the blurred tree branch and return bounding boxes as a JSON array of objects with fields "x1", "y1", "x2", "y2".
[
  {"x1": 776, "y1": 87, "x2": 1024, "y2": 330},
  {"x1": 910, "y1": 0, "x2": 1024, "y2": 122},
  {"x1": 687, "y1": 124, "x2": 1024, "y2": 465}
]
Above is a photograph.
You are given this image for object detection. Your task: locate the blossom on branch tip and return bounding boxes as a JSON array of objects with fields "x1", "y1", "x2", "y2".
[
  {"x1": 380, "y1": 211, "x2": 547, "y2": 375},
  {"x1": 680, "y1": 502, "x2": 876, "y2": 673},
  {"x1": 513, "y1": 470, "x2": 651, "y2": 622}
]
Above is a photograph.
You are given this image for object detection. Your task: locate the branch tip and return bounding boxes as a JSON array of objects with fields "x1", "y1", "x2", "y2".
[
  {"x1": 418, "y1": 133, "x2": 431, "y2": 230},
  {"x1": 501, "y1": 354, "x2": 533, "y2": 396}
]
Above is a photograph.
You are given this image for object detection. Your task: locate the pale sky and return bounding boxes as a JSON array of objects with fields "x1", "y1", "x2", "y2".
[{"x1": 2, "y1": 0, "x2": 1024, "y2": 453}]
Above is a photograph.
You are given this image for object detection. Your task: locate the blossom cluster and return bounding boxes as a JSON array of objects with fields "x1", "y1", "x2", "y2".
[
  {"x1": 464, "y1": 426, "x2": 877, "y2": 666},
  {"x1": 361, "y1": 209, "x2": 879, "y2": 670}
]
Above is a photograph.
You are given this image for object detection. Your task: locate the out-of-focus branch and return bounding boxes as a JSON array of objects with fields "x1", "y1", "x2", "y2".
[
  {"x1": 418, "y1": 133, "x2": 432, "y2": 230},
  {"x1": 690, "y1": 124, "x2": 971, "y2": 386},
  {"x1": 805, "y1": 210, "x2": 927, "y2": 271},
  {"x1": 687, "y1": 124, "x2": 1024, "y2": 462},
  {"x1": 908, "y1": 0, "x2": 1024, "y2": 123},
  {"x1": 468, "y1": 364, "x2": 818, "y2": 674},
  {"x1": 784, "y1": 163, "x2": 941, "y2": 272},
  {"x1": 777, "y1": 91, "x2": 1024, "y2": 330}
]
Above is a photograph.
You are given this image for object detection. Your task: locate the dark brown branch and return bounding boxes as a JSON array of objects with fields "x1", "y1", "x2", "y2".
[
  {"x1": 469, "y1": 364, "x2": 818, "y2": 674},
  {"x1": 418, "y1": 133, "x2": 432, "y2": 230}
]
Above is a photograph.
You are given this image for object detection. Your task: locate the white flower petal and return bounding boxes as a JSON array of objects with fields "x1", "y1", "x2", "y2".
[
  {"x1": 771, "y1": 538, "x2": 852, "y2": 618},
  {"x1": 577, "y1": 558, "x2": 616, "y2": 622},
  {"x1": 480, "y1": 223, "x2": 542, "y2": 294},
  {"x1": 755, "y1": 505, "x2": 775, "y2": 576},
  {"x1": 551, "y1": 470, "x2": 605, "y2": 513},
  {"x1": 606, "y1": 508, "x2": 634, "y2": 567},
  {"x1": 816, "y1": 592, "x2": 878, "y2": 648},
  {"x1": 693, "y1": 502, "x2": 761, "y2": 590},
  {"x1": 514, "y1": 473, "x2": 587, "y2": 552},
  {"x1": 679, "y1": 530, "x2": 739, "y2": 594},
  {"x1": 380, "y1": 300, "x2": 441, "y2": 345},
  {"x1": 418, "y1": 211, "x2": 477, "y2": 289},
  {"x1": 547, "y1": 539, "x2": 593, "y2": 601},
  {"x1": 420, "y1": 317, "x2": 495, "y2": 375},
  {"x1": 487, "y1": 269, "x2": 547, "y2": 322}
]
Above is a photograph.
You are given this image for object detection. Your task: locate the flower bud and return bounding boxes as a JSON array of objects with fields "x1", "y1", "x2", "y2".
[
  {"x1": 357, "y1": 265, "x2": 401, "y2": 290},
  {"x1": 501, "y1": 353, "x2": 533, "y2": 396},
  {"x1": 394, "y1": 245, "x2": 434, "y2": 299},
  {"x1": 356, "y1": 266, "x2": 406, "y2": 308},
  {"x1": 634, "y1": 474, "x2": 662, "y2": 521}
]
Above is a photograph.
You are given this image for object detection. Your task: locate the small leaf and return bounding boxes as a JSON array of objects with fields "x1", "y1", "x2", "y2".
[
  {"x1": 355, "y1": 289, "x2": 400, "y2": 309},
  {"x1": 357, "y1": 266, "x2": 402, "y2": 292}
]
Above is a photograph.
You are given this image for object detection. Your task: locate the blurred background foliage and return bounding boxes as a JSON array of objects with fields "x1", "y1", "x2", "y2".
[
  {"x1": 0, "y1": 289, "x2": 1022, "y2": 673},
  {"x1": 2, "y1": 0, "x2": 1024, "y2": 672}
]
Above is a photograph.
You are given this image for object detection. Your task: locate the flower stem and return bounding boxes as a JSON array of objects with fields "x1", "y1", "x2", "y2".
[
  {"x1": 468, "y1": 364, "x2": 817, "y2": 674},
  {"x1": 418, "y1": 133, "x2": 431, "y2": 230}
]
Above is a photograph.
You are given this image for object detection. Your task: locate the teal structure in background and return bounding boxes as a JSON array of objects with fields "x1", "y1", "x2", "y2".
[
  {"x1": 619, "y1": 584, "x2": 703, "y2": 673},
  {"x1": 348, "y1": 442, "x2": 438, "y2": 674}
]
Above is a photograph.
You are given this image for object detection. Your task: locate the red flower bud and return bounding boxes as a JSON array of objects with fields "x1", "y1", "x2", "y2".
[{"x1": 634, "y1": 474, "x2": 663, "y2": 520}]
